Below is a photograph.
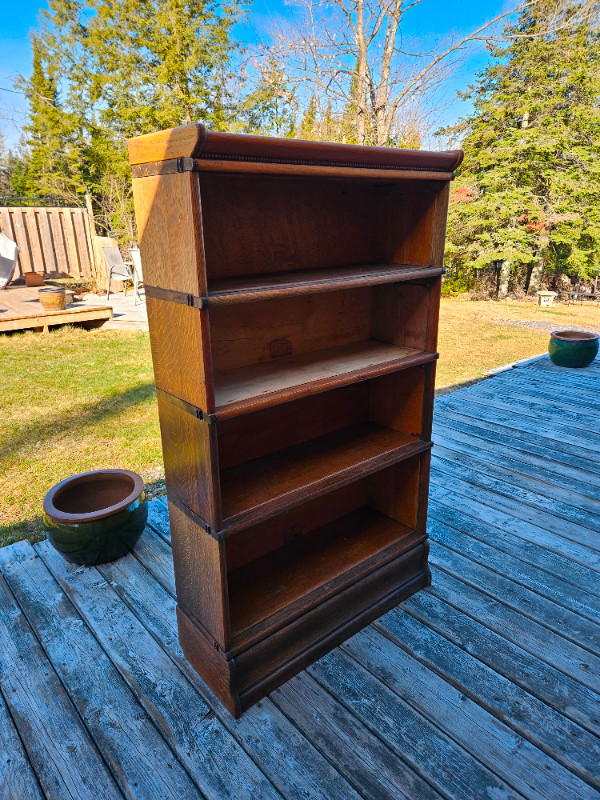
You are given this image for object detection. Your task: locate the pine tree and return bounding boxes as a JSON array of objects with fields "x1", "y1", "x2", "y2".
[
  {"x1": 19, "y1": 0, "x2": 245, "y2": 238},
  {"x1": 21, "y1": 36, "x2": 83, "y2": 199},
  {"x1": 445, "y1": 0, "x2": 600, "y2": 296}
]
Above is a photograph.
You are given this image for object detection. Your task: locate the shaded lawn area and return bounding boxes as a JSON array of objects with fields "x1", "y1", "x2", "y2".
[{"x1": 1, "y1": 297, "x2": 599, "y2": 547}]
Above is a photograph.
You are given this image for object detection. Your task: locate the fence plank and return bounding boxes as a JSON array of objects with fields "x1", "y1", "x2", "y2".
[
  {"x1": 73, "y1": 209, "x2": 91, "y2": 276},
  {"x1": 36, "y1": 208, "x2": 57, "y2": 275},
  {"x1": 10, "y1": 210, "x2": 32, "y2": 273},
  {"x1": 60, "y1": 209, "x2": 82, "y2": 277},
  {"x1": 48, "y1": 208, "x2": 69, "y2": 274},
  {"x1": 25, "y1": 209, "x2": 45, "y2": 272}
]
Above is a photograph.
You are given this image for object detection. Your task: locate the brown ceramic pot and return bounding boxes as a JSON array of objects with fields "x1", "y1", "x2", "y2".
[
  {"x1": 38, "y1": 287, "x2": 66, "y2": 311},
  {"x1": 24, "y1": 271, "x2": 44, "y2": 287}
]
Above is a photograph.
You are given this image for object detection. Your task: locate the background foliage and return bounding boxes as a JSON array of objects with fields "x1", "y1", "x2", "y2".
[{"x1": 1, "y1": 0, "x2": 598, "y2": 295}]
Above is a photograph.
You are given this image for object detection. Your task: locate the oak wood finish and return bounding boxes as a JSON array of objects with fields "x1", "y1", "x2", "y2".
[{"x1": 129, "y1": 125, "x2": 457, "y2": 715}]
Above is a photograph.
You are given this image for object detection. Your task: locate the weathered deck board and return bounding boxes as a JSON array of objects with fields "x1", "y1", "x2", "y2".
[
  {"x1": 1, "y1": 353, "x2": 600, "y2": 799},
  {"x1": 0, "y1": 574, "x2": 124, "y2": 800},
  {"x1": 0, "y1": 285, "x2": 112, "y2": 333},
  {"x1": 0, "y1": 542, "x2": 202, "y2": 800}
]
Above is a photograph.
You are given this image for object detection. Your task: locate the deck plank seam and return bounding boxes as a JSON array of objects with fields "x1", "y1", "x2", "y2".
[
  {"x1": 427, "y1": 517, "x2": 600, "y2": 622},
  {"x1": 304, "y1": 652, "x2": 528, "y2": 800},
  {"x1": 432, "y1": 427, "x2": 600, "y2": 500},
  {"x1": 425, "y1": 568, "x2": 600, "y2": 696},
  {"x1": 431, "y1": 424, "x2": 600, "y2": 493},
  {"x1": 0, "y1": 680, "x2": 48, "y2": 800},
  {"x1": 126, "y1": 525, "x2": 374, "y2": 800},
  {"x1": 430, "y1": 461, "x2": 600, "y2": 553},
  {"x1": 428, "y1": 499, "x2": 600, "y2": 595},
  {"x1": 271, "y1": 672, "x2": 444, "y2": 800},
  {"x1": 32, "y1": 543, "x2": 283, "y2": 800},
  {"x1": 339, "y1": 626, "x2": 597, "y2": 800},
  {"x1": 371, "y1": 609, "x2": 600, "y2": 790},
  {"x1": 94, "y1": 543, "x2": 359, "y2": 800},
  {"x1": 398, "y1": 597, "x2": 600, "y2": 739},
  {"x1": 428, "y1": 543, "x2": 600, "y2": 657},
  {"x1": 0, "y1": 563, "x2": 128, "y2": 800},
  {"x1": 428, "y1": 488, "x2": 600, "y2": 576}
]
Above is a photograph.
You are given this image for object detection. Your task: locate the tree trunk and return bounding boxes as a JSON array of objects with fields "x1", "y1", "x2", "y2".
[
  {"x1": 497, "y1": 260, "x2": 511, "y2": 299},
  {"x1": 527, "y1": 234, "x2": 549, "y2": 295}
]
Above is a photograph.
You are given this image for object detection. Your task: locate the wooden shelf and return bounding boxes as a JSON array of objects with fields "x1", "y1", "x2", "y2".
[
  {"x1": 215, "y1": 340, "x2": 437, "y2": 419},
  {"x1": 227, "y1": 507, "x2": 424, "y2": 645},
  {"x1": 220, "y1": 424, "x2": 431, "y2": 532},
  {"x1": 208, "y1": 263, "x2": 443, "y2": 305}
]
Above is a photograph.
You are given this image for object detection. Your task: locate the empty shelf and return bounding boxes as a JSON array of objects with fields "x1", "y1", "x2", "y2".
[
  {"x1": 220, "y1": 423, "x2": 431, "y2": 532},
  {"x1": 208, "y1": 263, "x2": 443, "y2": 305},
  {"x1": 227, "y1": 507, "x2": 424, "y2": 643},
  {"x1": 214, "y1": 340, "x2": 437, "y2": 419}
]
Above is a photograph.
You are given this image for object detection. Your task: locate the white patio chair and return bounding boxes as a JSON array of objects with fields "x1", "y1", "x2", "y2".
[
  {"x1": 102, "y1": 246, "x2": 134, "y2": 301},
  {"x1": 129, "y1": 247, "x2": 144, "y2": 304}
]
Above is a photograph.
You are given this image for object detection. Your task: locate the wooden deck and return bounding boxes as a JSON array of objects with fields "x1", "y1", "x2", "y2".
[
  {"x1": 0, "y1": 285, "x2": 112, "y2": 333},
  {"x1": 1, "y1": 354, "x2": 599, "y2": 800}
]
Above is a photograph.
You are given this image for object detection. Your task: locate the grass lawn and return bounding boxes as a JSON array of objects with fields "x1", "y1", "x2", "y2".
[{"x1": 1, "y1": 297, "x2": 599, "y2": 547}]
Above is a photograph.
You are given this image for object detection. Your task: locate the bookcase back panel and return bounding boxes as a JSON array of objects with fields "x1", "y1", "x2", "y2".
[
  {"x1": 367, "y1": 456, "x2": 423, "y2": 530},
  {"x1": 210, "y1": 288, "x2": 372, "y2": 373},
  {"x1": 217, "y1": 364, "x2": 429, "y2": 471},
  {"x1": 371, "y1": 281, "x2": 437, "y2": 351},
  {"x1": 217, "y1": 384, "x2": 369, "y2": 471},
  {"x1": 225, "y1": 482, "x2": 365, "y2": 572},
  {"x1": 199, "y1": 175, "x2": 379, "y2": 280}
]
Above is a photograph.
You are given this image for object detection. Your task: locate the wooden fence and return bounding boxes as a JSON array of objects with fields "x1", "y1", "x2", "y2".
[{"x1": 0, "y1": 206, "x2": 97, "y2": 281}]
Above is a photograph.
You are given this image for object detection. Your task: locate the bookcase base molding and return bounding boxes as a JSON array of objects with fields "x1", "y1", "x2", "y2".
[
  {"x1": 177, "y1": 543, "x2": 430, "y2": 717},
  {"x1": 128, "y1": 124, "x2": 462, "y2": 717}
]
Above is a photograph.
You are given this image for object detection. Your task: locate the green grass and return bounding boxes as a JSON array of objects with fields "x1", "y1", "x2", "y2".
[
  {"x1": 2, "y1": 297, "x2": 599, "y2": 547},
  {"x1": 0, "y1": 327, "x2": 161, "y2": 547}
]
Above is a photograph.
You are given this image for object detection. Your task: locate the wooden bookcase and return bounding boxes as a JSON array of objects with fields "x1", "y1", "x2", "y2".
[{"x1": 128, "y1": 125, "x2": 463, "y2": 717}]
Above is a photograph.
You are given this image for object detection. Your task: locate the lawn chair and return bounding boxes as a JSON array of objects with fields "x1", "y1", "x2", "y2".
[
  {"x1": 102, "y1": 246, "x2": 134, "y2": 300},
  {"x1": 129, "y1": 247, "x2": 144, "y2": 304}
]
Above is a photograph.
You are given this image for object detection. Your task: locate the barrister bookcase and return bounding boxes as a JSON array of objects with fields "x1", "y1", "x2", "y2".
[{"x1": 128, "y1": 125, "x2": 463, "y2": 717}]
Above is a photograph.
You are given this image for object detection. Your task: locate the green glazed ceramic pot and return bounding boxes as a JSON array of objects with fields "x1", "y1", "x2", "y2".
[
  {"x1": 43, "y1": 469, "x2": 147, "y2": 565},
  {"x1": 548, "y1": 330, "x2": 599, "y2": 368}
]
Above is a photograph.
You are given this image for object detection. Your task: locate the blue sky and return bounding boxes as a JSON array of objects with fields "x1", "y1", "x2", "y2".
[{"x1": 0, "y1": 0, "x2": 513, "y2": 148}]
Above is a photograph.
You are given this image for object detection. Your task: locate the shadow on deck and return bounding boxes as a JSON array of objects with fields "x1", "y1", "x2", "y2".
[{"x1": 1, "y1": 354, "x2": 599, "y2": 800}]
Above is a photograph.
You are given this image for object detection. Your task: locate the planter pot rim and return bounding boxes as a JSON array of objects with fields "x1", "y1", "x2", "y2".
[
  {"x1": 38, "y1": 286, "x2": 66, "y2": 293},
  {"x1": 44, "y1": 469, "x2": 145, "y2": 523},
  {"x1": 550, "y1": 330, "x2": 599, "y2": 342}
]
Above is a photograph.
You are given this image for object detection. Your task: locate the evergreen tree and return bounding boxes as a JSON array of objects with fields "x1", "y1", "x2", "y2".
[
  {"x1": 445, "y1": 0, "x2": 600, "y2": 296},
  {"x1": 19, "y1": 0, "x2": 246, "y2": 239},
  {"x1": 20, "y1": 36, "x2": 83, "y2": 198}
]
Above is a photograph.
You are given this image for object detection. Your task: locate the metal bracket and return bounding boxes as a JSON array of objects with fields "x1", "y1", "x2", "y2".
[
  {"x1": 145, "y1": 284, "x2": 208, "y2": 310},
  {"x1": 176, "y1": 157, "x2": 199, "y2": 173},
  {"x1": 156, "y1": 388, "x2": 217, "y2": 424},
  {"x1": 168, "y1": 494, "x2": 216, "y2": 538}
]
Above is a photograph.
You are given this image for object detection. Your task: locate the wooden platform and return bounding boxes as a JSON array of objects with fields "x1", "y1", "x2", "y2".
[
  {"x1": 0, "y1": 285, "x2": 112, "y2": 333},
  {"x1": 1, "y1": 354, "x2": 600, "y2": 800}
]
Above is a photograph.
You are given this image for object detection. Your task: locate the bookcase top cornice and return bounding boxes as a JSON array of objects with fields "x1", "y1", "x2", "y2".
[{"x1": 128, "y1": 122, "x2": 464, "y2": 174}]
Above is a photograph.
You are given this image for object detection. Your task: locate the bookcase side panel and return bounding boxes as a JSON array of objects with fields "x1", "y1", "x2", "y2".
[
  {"x1": 132, "y1": 172, "x2": 208, "y2": 295},
  {"x1": 133, "y1": 171, "x2": 215, "y2": 412},
  {"x1": 146, "y1": 298, "x2": 214, "y2": 411},
  {"x1": 157, "y1": 392, "x2": 221, "y2": 530},
  {"x1": 431, "y1": 182, "x2": 451, "y2": 268},
  {"x1": 168, "y1": 499, "x2": 230, "y2": 648}
]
